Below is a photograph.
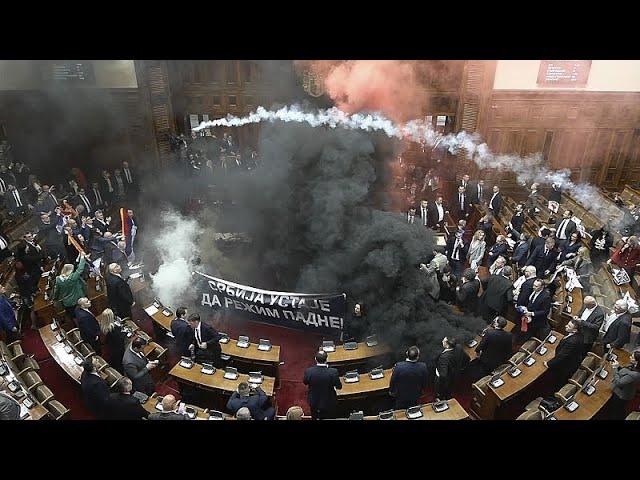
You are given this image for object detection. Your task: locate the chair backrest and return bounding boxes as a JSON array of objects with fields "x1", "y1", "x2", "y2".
[
  {"x1": 625, "y1": 411, "x2": 640, "y2": 421},
  {"x1": 581, "y1": 356, "x2": 598, "y2": 373},
  {"x1": 23, "y1": 371, "x2": 43, "y2": 390},
  {"x1": 509, "y1": 352, "x2": 527, "y2": 366},
  {"x1": 520, "y1": 339, "x2": 539, "y2": 354},
  {"x1": 103, "y1": 367, "x2": 123, "y2": 388},
  {"x1": 555, "y1": 383, "x2": 578, "y2": 403},
  {"x1": 35, "y1": 384, "x2": 54, "y2": 405},
  {"x1": 493, "y1": 363, "x2": 511, "y2": 375},
  {"x1": 516, "y1": 409, "x2": 543, "y2": 420},
  {"x1": 93, "y1": 356, "x2": 108, "y2": 372},
  {"x1": 46, "y1": 400, "x2": 70, "y2": 420},
  {"x1": 569, "y1": 368, "x2": 590, "y2": 387}
]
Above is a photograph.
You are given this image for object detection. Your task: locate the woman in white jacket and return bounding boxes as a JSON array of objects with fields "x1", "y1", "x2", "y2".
[{"x1": 467, "y1": 230, "x2": 486, "y2": 271}]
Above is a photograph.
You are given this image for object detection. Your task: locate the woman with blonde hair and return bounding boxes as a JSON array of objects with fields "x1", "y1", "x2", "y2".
[
  {"x1": 53, "y1": 253, "x2": 87, "y2": 320},
  {"x1": 562, "y1": 246, "x2": 594, "y2": 294},
  {"x1": 97, "y1": 308, "x2": 126, "y2": 374},
  {"x1": 467, "y1": 230, "x2": 486, "y2": 271}
]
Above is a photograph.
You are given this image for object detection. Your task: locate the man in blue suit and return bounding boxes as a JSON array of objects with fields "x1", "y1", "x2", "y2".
[
  {"x1": 226, "y1": 382, "x2": 275, "y2": 420},
  {"x1": 303, "y1": 350, "x2": 342, "y2": 420},
  {"x1": 0, "y1": 284, "x2": 19, "y2": 343},
  {"x1": 75, "y1": 297, "x2": 101, "y2": 354},
  {"x1": 520, "y1": 279, "x2": 552, "y2": 341},
  {"x1": 389, "y1": 346, "x2": 429, "y2": 409}
]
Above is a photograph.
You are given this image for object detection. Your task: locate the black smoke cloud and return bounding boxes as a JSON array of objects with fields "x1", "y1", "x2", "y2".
[{"x1": 219, "y1": 122, "x2": 486, "y2": 359}]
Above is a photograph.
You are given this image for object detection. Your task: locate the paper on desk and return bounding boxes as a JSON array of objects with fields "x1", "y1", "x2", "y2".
[
  {"x1": 20, "y1": 403, "x2": 29, "y2": 419},
  {"x1": 145, "y1": 305, "x2": 159, "y2": 316}
]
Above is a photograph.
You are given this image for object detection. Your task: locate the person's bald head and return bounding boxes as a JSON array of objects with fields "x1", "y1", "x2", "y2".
[
  {"x1": 236, "y1": 407, "x2": 252, "y2": 420},
  {"x1": 162, "y1": 395, "x2": 177, "y2": 411},
  {"x1": 583, "y1": 296, "x2": 597, "y2": 308}
]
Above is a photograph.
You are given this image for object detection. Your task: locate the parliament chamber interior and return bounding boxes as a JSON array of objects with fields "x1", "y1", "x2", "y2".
[{"x1": 1, "y1": 59, "x2": 640, "y2": 424}]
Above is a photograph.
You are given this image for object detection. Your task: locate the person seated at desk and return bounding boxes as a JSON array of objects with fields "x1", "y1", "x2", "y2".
[
  {"x1": 123, "y1": 337, "x2": 157, "y2": 396},
  {"x1": 389, "y1": 345, "x2": 429, "y2": 409},
  {"x1": 485, "y1": 235, "x2": 508, "y2": 268},
  {"x1": 468, "y1": 316, "x2": 513, "y2": 383},
  {"x1": 148, "y1": 394, "x2": 191, "y2": 420},
  {"x1": 75, "y1": 297, "x2": 101, "y2": 355},
  {"x1": 235, "y1": 407, "x2": 252, "y2": 420},
  {"x1": 573, "y1": 296, "x2": 605, "y2": 354},
  {"x1": 226, "y1": 382, "x2": 275, "y2": 420},
  {"x1": 80, "y1": 357, "x2": 111, "y2": 419},
  {"x1": 303, "y1": 350, "x2": 342, "y2": 420},
  {"x1": 599, "y1": 300, "x2": 632, "y2": 350},
  {"x1": 171, "y1": 307, "x2": 194, "y2": 358},
  {"x1": 108, "y1": 377, "x2": 149, "y2": 420},
  {"x1": 607, "y1": 350, "x2": 640, "y2": 419},
  {"x1": 544, "y1": 320, "x2": 585, "y2": 389},
  {"x1": 0, "y1": 377, "x2": 21, "y2": 420},
  {"x1": 188, "y1": 313, "x2": 223, "y2": 367},
  {"x1": 435, "y1": 336, "x2": 470, "y2": 401}
]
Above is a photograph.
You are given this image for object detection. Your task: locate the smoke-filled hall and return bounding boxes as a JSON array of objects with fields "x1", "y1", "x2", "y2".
[{"x1": 1, "y1": 59, "x2": 640, "y2": 423}]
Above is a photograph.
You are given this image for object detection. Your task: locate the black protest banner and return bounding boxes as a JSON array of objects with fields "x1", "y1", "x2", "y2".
[{"x1": 195, "y1": 271, "x2": 346, "y2": 337}]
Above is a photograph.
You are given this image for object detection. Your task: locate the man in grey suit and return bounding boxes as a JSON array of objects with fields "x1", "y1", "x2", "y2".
[
  {"x1": 123, "y1": 338, "x2": 157, "y2": 396},
  {"x1": 573, "y1": 296, "x2": 605, "y2": 353},
  {"x1": 0, "y1": 377, "x2": 21, "y2": 420}
]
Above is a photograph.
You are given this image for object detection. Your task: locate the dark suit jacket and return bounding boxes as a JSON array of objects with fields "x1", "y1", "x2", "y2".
[
  {"x1": 486, "y1": 243, "x2": 508, "y2": 266},
  {"x1": 512, "y1": 240, "x2": 530, "y2": 267},
  {"x1": 389, "y1": 360, "x2": 429, "y2": 406},
  {"x1": 510, "y1": 212, "x2": 525, "y2": 233},
  {"x1": 89, "y1": 188, "x2": 105, "y2": 210},
  {"x1": 475, "y1": 328, "x2": 513, "y2": 372},
  {"x1": 452, "y1": 192, "x2": 471, "y2": 218},
  {"x1": 416, "y1": 206, "x2": 429, "y2": 226},
  {"x1": 516, "y1": 277, "x2": 536, "y2": 307},
  {"x1": 226, "y1": 387, "x2": 272, "y2": 420},
  {"x1": 436, "y1": 347, "x2": 470, "y2": 385},
  {"x1": 488, "y1": 192, "x2": 503, "y2": 216},
  {"x1": 445, "y1": 237, "x2": 469, "y2": 264},
  {"x1": 525, "y1": 289, "x2": 552, "y2": 331},
  {"x1": 303, "y1": 365, "x2": 342, "y2": 413},
  {"x1": 171, "y1": 318, "x2": 194, "y2": 358},
  {"x1": 194, "y1": 322, "x2": 222, "y2": 366},
  {"x1": 481, "y1": 275, "x2": 514, "y2": 314},
  {"x1": 555, "y1": 218, "x2": 577, "y2": 240},
  {"x1": 456, "y1": 279, "x2": 480, "y2": 314},
  {"x1": 547, "y1": 332, "x2": 585, "y2": 381},
  {"x1": 148, "y1": 411, "x2": 190, "y2": 420},
  {"x1": 81, "y1": 371, "x2": 111, "y2": 418},
  {"x1": 558, "y1": 241, "x2": 581, "y2": 263},
  {"x1": 575, "y1": 305, "x2": 605, "y2": 345},
  {"x1": 469, "y1": 182, "x2": 486, "y2": 204},
  {"x1": 75, "y1": 307, "x2": 100, "y2": 346},
  {"x1": 526, "y1": 245, "x2": 557, "y2": 274},
  {"x1": 530, "y1": 236, "x2": 547, "y2": 253},
  {"x1": 106, "y1": 273, "x2": 133, "y2": 319},
  {"x1": 108, "y1": 392, "x2": 150, "y2": 420},
  {"x1": 122, "y1": 347, "x2": 155, "y2": 395},
  {"x1": 602, "y1": 313, "x2": 632, "y2": 349},
  {"x1": 427, "y1": 203, "x2": 447, "y2": 227}
]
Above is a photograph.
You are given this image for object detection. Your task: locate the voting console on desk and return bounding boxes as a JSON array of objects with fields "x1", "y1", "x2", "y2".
[
  {"x1": 344, "y1": 371, "x2": 359, "y2": 384},
  {"x1": 236, "y1": 336, "x2": 250, "y2": 348},
  {"x1": 369, "y1": 367, "x2": 384, "y2": 380},
  {"x1": 365, "y1": 335, "x2": 378, "y2": 347},
  {"x1": 257, "y1": 339, "x2": 272, "y2": 351},
  {"x1": 322, "y1": 340, "x2": 335, "y2": 353},
  {"x1": 179, "y1": 357, "x2": 194, "y2": 369},
  {"x1": 406, "y1": 406, "x2": 423, "y2": 419},
  {"x1": 209, "y1": 410, "x2": 225, "y2": 420},
  {"x1": 201, "y1": 363, "x2": 215, "y2": 375},
  {"x1": 378, "y1": 410, "x2": 395, "y2": 420}
]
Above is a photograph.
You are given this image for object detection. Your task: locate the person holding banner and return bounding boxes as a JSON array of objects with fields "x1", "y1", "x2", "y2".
[{"x1": 53, "y1": 253, "x2": 88, "y2": 321}]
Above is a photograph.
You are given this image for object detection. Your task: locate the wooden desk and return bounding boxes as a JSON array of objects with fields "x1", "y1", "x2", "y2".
[
  {"x1": 489, "y1": 331, "x2": 565, "y2": 403},
  {"x1": 169, "y1": 361, "x2": 276, "y2": 398},
  {"x1": 464, "y1": 321, "x2": 516, "y2": 361},
  {"x1": 550, "y1": 274, "x2": 583, "y2": 331},
  {"x1": 337, "y1": 368, "x2": 392, "y2": 399},
  {"x1": 362, "y1": 399, "x2": 469, "y2": 420},
  {"x1": 141, "y1": 393, "x2": 234, "y2": 420},
  {"x1": 145, "y1": 303, "x2": 281, "y2": 371},
  {"x1": 553, "y1": 361, "x2": 615, "y2": 420},
  {"x1": 326, "y1": 342, "x2": 391, "y2": 368},
  {"x1": 0, "y1": 346, "x2": 50, "y2": 420}
]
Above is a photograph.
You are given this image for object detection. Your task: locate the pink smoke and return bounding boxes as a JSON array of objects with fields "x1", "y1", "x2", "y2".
[{"x1": 298, "y1": 60, "x2": 425, "y2": 123}]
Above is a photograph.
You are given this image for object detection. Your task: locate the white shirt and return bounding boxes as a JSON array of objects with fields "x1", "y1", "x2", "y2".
[
  {"x1": 558, "y1": 219, "x2": 570, "y2": 240},
  {"x1": 581, "y1": 305, "x2": 597, "y2": 321},
  {"x1": 420, "y1": 207, "x2": 428, "y2": 226},
  {"x1": 407, "y1": 213, "x2": 415, "y2": 224},
  {"x1": 529, "y1": 290, "x2": 541, "y2": 304},
  {"x1": 477, "y1": 184, "x2": 483, "y2": 201},
  {"x1": 489, "y1": 192, "x2": 498, "y2": 209},
  {"x1": 0, "y1": 235, "x2": 7, "y2": 250},
  {"x1": 436, "y1": 203, "x2": 444, "y2": 221},
  {"x1": 124, "y1": 168, "x2": 133, "y2": 184},
  {"x1": 600, "y1": 312, "x2": 622, "y2": 335}
]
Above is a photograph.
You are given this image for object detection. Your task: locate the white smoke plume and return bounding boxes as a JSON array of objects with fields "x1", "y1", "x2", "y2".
[
  {"x1": 195, "y1": 105, "x2": 621, "y2": 224},
  {"x1": 149, "y1": 209, "x2": 203, "y2": 308}
]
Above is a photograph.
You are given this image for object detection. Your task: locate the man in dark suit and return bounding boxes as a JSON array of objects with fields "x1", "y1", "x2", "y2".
[
  {"x1": 106, "y1": 263, "x2": 134, "y2": 319},
  {"x1": 80, "y1": 358, "x2": 111, "y2": 419},
  {"x1": 428, "y1": 195, "x2": 447, "y2": 229},
  {"x1": 170, "y1": 307, "x2": 194, "y2": 358},
  {"x1": 453, "y1": 185, "x2": 471, "y2": 221},
  {"x1": 148, "y1": 395, "x2": 190, "y2": 420},
  {"x1": 226, "y1": 382, "x2": 275, "y2": 420},
  {"x1": 573, "y1": 296, "x2": 605, "y2": 353},
  {"x1": 89, "y1": 183, "x2": 105, "y2": 211},
  {"x1": 526, "y1": 237, "x2": 558, "y2": 277},
  {"x1": 75, "y1": 297, "x2": 102, "y2": 354},
  {"x1": 303, "y1": 350, "x2": 342, "y2": 419},
  {"x1": 487, "y1": 185, "x2": 503, "y2": 217},
  {"x1": 469, "y1": 316, "x2": 513, "y2": 382},
  {"x1": 480, "y1": 266, "x2": 514, "y2": 322},
  {"x1": 74, "y1": 188, "x2": 94, "y2": 216},
  {"x1": 545, "y1": 320, "x2": 585, "y2": 386},
  {"x1": 435, "y1": 337, "x2": 470, "y2": 400},
  {"x1": 121, "y1": 161, "x2": 138, "y2": 196},
  {"x1": 555, "y1": 209, "x2": 577, "y2": 247},
  {"x1": 37, "y1": 212, "x2": 66, "y2": 261},
  {"x1": 516, "y1": 266, "x2": 537, "y2": 307},
  {"x1": 389, "y1": 345, "x2": 429, "y2": 409},
  {"x1": 508, "y1": 203, "x2": 526, "y2": 238},
  {"x1": 93, "y1": 210, "x2": 110, "y2": 236},
  {"x1": 458, "y1": 174, "x2": 470, "y2": 192},
  {"x1": 5, "y1": 185, "x2": 28, "y2": 216},
  {"x1": 416, "y1": 200, "x2": 429, "y2": 227},
  {"x1": 100, "y1": 171, "x2": 115, "y2": 207},
  {"x1": 530, "y1": 228, "x2": 552, "y2": 253},
  {"x1": 108, "y1": 377, "x2": 149, "y2": 420},
  {"x1": 445, "y1": 231, "x2": 468, "y2": 278},
  {"x1": 521, "y1": 279, "x2": 552, "y2": 341},
  {"x1": 188, "y1": 313, "x2": 223, "y2": 367},
  {"x1": 600, "y1": 300, "x2": 632, "y2": 349},
  {"x1": 485, "y1": 235, "x2": 508, "y2": 267},
  {"x1": 122, "y1": 337, "x2": 157, "y2": 395},
  {"x1": 456, "y1": 268, "x2": 480, "y2": 314},
  {"x1": 37, "y1": 185, "x2": 60, "y2": 215},
  {"x1": 469, "y1": 179, "x2": 485, "y2": 205}
]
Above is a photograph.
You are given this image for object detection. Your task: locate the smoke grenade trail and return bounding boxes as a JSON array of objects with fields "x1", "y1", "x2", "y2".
[{"x1": 194, "y1": 105, "x2": 619, "y2": 225}]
